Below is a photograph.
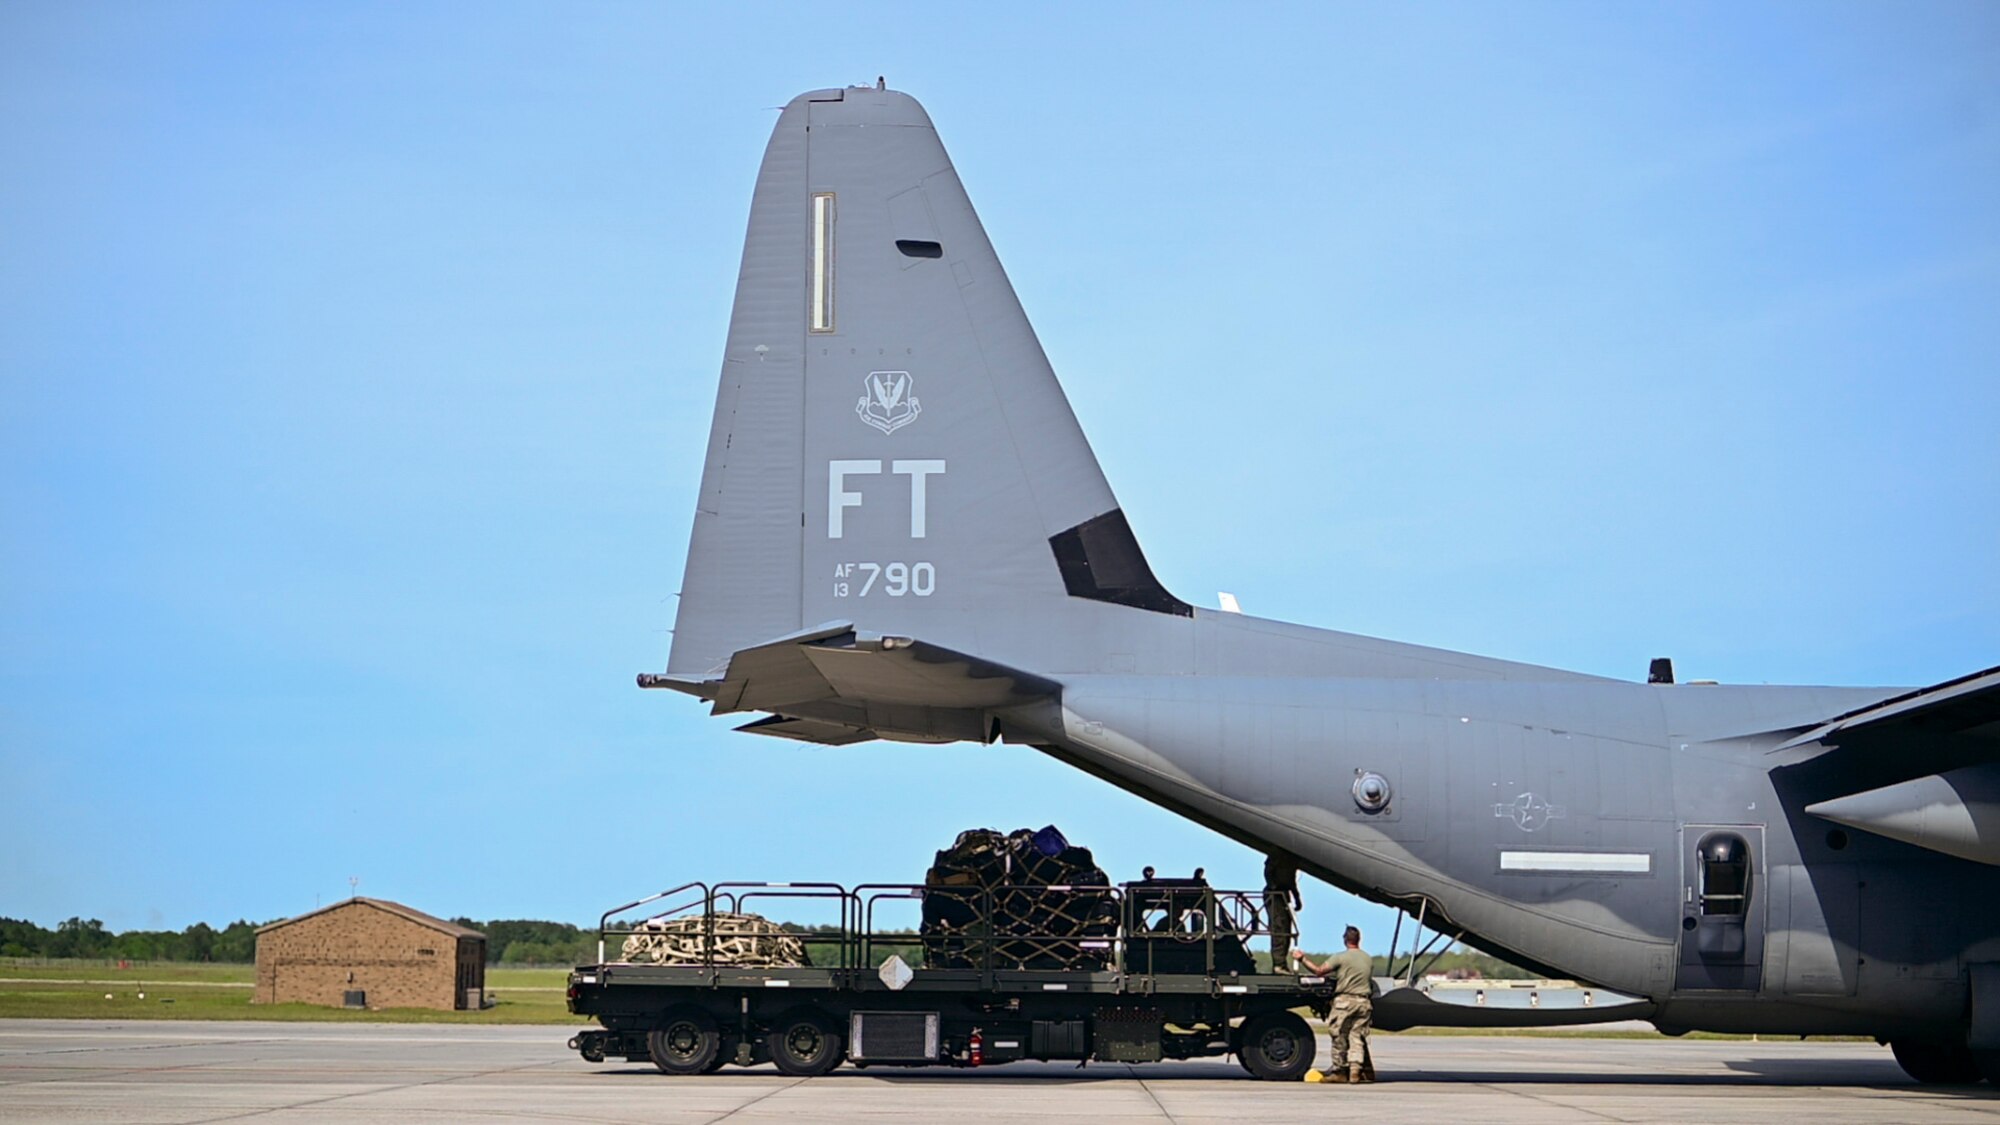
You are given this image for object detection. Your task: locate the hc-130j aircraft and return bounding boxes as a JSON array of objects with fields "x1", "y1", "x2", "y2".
[{"x1": 642, "y1": 85, "x2": 1999, "y2": 1083}]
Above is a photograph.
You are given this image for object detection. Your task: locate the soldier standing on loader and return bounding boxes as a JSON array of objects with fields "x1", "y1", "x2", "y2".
[
  {"x1": 1293, "y1": 925, "x2": 1377, "y2": 1083},
  {"x1": 1262, "y1": 855, "x2": 1301, "y2": 968}
]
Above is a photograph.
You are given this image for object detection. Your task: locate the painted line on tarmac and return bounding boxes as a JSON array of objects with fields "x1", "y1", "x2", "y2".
[
  {"x1": 1468, "y1": 1079, "x2": 1632, "y2": 1123},
  {"x1": 0, "y1": 1042, "x2": 297, "y2": 1091},
  {"x1": 697, "y1": 1075, "x2": 811, "y2": 1124},
  {"x1": 0, "y1": 1039, "x2": 280, "y2": 1060},
  {"x1": 1133, "y1": 1067, "x2": 1184, "y2": 1123},
  {"x1": 177, "y1": 1056, "x2": 575, "y2": 1124}
]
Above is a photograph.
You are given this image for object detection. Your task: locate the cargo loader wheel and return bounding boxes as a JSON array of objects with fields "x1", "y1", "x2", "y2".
[
  {"x1": 1891, "y1": 1039, "x2": 1983, "y2": 1084},
  {"x1": 1238, "y1": 1011, "x2": 1315, "y2": 1081},
  {"x1": 647, "y1": 1006, "x2": 722, "y2": 1076},
  {"x1": 769, "y1": 1007, "x2": 844, "y2": 1077}
]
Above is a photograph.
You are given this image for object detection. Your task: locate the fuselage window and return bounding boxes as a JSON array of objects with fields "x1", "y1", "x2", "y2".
[
  {"x1": 1697, "y1": 832, "x2": 1749, "y2": 917},
  {"x1": 810, "y1": 192, "x2": 835, "y2": 333}
]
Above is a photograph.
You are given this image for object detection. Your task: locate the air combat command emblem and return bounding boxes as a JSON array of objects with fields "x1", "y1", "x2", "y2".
[{"x1": 857, "y1": 371, "x2": 921, "y2": 435}]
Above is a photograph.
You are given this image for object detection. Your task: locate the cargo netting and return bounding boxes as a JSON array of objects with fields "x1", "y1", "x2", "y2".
[{"x1": 919, "y1": 825, "x2": 1118, "y2": 971}]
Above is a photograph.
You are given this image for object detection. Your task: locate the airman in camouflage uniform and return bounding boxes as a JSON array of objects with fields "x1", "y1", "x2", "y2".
[{"x1": 1294, "y1": 925, "x2": 1375, "y2": 1083}]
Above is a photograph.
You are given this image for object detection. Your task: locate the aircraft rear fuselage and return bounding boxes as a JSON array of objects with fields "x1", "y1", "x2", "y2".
[{"x1": 1010, "y1": 616, "x2": 1992, "y2": 1036}]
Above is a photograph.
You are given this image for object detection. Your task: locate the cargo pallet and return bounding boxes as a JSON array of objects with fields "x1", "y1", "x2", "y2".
[{"x1": 566, "y1": 879, "x2": 1334, "y2": 1080}]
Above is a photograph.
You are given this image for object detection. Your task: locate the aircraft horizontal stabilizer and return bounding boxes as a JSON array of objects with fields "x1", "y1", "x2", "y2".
[
  {"x1": 639, "y1": 623, "x2": 1059, "y2": 746},
  {"x1": 1806, "y1": 764, "x2": 2000, "y2": 866}
]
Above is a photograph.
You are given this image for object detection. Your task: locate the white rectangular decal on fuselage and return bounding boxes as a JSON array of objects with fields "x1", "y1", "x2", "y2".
[{"x1": 1499, "y1": 851, "x2": 1652, "y2": 875}]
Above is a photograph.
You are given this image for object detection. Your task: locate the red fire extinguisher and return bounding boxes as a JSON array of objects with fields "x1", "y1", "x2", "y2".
[{"x1": 968, "y1": 1028, "x2": 984, "y2": 1067}]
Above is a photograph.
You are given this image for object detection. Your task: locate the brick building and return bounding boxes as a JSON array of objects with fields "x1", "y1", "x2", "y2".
[{"x1": 254, "y1": 898, "x2": 485, "y2": 1011}]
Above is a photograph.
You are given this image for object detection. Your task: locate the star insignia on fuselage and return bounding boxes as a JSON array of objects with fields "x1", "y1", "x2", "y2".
[{"x1": 1494, "y1": 792, "x2": 1566, "y2": 832}]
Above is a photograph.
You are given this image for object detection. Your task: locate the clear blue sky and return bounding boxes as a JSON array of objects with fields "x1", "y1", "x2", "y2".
[{"x1": 3, "y1": 3, "x2": 1995, "y2": 953}]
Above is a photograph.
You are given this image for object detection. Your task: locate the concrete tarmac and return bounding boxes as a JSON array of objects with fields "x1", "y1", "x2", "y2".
[{"x1": 3, "y1": 1019, "x2": 1996, "y2": 1124}]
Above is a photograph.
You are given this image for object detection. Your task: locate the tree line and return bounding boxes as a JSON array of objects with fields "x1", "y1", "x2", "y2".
[
  {"x1": 0, "y1": 916, "x2": 916, "y2": 968},
  {"x1": 0, "y1": 915, "x2": 598, "y2": 966},
  {"x1": 450, "y1": 919, "x2": 598, "y2": 965},
  {"x1": 0, "y1": 917, "x2": 261, "y2": 962}
]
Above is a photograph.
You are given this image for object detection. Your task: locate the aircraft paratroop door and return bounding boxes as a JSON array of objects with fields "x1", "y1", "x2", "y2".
[{"x1": 1675, "y1": 825, "x2": 1765, "y2": 992}]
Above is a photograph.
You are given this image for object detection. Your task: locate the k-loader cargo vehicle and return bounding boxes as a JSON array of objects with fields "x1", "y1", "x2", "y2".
[{"x1": 566, "y1": 878, "x2": 1337, "y2": 1079}]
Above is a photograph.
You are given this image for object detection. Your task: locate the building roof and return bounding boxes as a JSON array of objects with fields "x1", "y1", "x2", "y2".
[{"x1": 256, "y1": 897, "x2": 485, "y2": 939}]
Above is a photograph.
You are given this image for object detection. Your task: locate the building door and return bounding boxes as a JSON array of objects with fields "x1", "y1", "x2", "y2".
[{"x1": 1675, "y1": 824, "x2": 1765, "y2": 992}]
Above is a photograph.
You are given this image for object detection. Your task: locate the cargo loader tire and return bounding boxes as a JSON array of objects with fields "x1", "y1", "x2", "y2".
[
  {"x1": 648, "y1": 1006, "x2": 722, "y2": 1076},
  {"x1": 770, "y1": 1007, "x2": 844, "y2": 1076},
  {"x1": 1238, "y1": 1010, "x2": 1315, "y2": 1081}
]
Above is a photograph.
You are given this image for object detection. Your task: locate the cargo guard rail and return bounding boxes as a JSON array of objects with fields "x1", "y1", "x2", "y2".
[{"x1": 594, "y1": 879, "x2": 1275, "y2": 977}]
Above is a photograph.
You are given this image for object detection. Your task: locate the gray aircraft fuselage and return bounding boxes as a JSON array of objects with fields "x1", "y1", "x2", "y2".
[{"x1": 651, "y1": 84, "x2": 1999, "y2": 1059}]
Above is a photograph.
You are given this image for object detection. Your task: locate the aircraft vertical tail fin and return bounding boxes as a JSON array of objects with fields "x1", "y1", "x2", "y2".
[{"x1": 667, "y1": 86, "x2": 1184, "y2": 680}]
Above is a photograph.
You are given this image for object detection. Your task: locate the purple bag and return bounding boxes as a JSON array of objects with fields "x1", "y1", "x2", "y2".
[{"x1": 1032, "y1": 825, "x2": 1069, "y2": 857}]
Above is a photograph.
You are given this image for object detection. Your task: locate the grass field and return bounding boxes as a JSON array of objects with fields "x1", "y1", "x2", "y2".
[{"x1": 0, "y1": 961, "x2": 582, "y2": 1024}]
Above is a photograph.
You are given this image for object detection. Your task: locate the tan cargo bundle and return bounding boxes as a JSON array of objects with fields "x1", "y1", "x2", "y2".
[{"x1": 620, "y1": 911, "x2": 811, "y2": 967}]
